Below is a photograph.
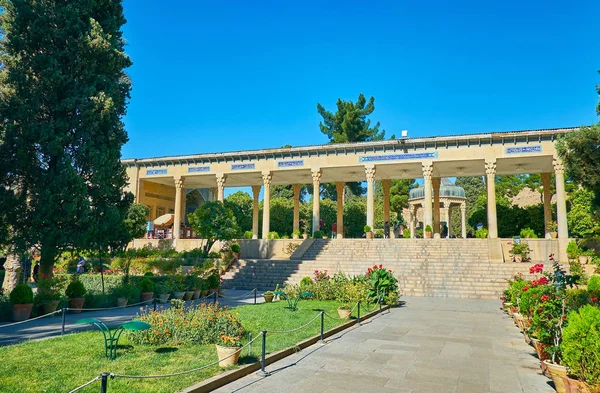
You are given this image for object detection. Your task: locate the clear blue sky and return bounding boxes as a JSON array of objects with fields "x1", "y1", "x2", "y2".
[{"x1": 121, "y1": 0, "x2": 599, "y2": 160}]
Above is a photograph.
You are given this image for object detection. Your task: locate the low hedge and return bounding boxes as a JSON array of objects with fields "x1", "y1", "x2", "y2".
[{"x1": 56, "y1": 274, "x2": 172, "y2": 295}]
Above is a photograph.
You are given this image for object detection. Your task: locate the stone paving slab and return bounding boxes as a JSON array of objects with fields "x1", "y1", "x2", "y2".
[{"x1": 214, "y1": 297, "x2": 554, "y2": 393}]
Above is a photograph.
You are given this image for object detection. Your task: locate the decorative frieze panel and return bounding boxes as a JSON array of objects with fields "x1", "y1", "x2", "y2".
[{"x1": 359, "y1": 152, "x2": 438, "y2": 163}]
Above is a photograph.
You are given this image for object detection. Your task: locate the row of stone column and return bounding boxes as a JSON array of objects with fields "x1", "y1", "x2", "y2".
[{"x1": 171, "y1": 156, "x2": 568, "y2": 240}]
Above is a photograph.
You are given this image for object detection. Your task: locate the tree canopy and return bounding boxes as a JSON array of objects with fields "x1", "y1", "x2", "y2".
[
  {"x1": 188, "y1": 201, "x2": 240, "y2": 253},
  {"x1": 0, "y1": 0, "x2": 132, "y2": 274}
]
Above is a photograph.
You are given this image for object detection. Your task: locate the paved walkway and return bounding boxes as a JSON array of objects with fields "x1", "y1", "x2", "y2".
[
  {"x1": 0, "y1": 290, "x2": 262, "y2": 346},
  {"x1": 215, "y1": 297, "x2": 554, "y2": 393}
]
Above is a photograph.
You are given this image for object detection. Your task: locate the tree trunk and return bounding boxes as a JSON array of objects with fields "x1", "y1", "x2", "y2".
[
  {"x1": 39, "y1": 243, "x2": 58, "y2": 276},
  {"x1": 2, "y1": 254, "x2": 22, "y2": 293}
]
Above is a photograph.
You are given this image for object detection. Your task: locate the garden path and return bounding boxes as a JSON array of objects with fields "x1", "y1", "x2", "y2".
[
  {"x1": 214, "y1": 297, "x2": 554, "y2": 393},
  {"x1": 0, "y1": 290, "x2": 261, "y2": 346}
]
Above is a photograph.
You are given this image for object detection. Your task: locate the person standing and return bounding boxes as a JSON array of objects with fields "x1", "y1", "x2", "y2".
[{"x1": 384, "y1": 221, "x2": 390, "y2": 239}]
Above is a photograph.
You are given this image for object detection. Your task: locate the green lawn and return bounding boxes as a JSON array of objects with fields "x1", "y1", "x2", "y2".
[{"x1": 0, "y1": 300, "x2": 362, "y2": 393}]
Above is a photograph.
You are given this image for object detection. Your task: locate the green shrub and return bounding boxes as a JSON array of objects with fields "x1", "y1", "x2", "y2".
[
  {"x1": 230, "y1": 243, "x2": 241, "y2": 253},
  {"x1": 84, "y1": 293, "x2": 116, "y2": 309},
  {"x1": 566, "y1": 241, "x2": 581, "y2": 259},
  {"x1": 374, "y1": 229, "x2": 384, "y2": 238},
  {"x1": 403, "y1": 228, "x2": 410, "y2": 238},
  {"x1": 519, "y1": 228, "x2": 538, "y2": 238},
  {"x1": 561, "y1": 305, "x2": 600, "y2": 386},
  {"x1": 363, "y1": 225, "x2": 372, "y2": 233},
  {"x1": 518, "y1": 286, "x2": 542, "y2": 317},
  {"x1": 587, "y1": 275, "x2": 600, "y2": 296},
  {"x1": 300, "y1": 276, "x2": 312, "y2": 287},
  {"x1": 144, "y1": 271, "x2": 154, "y2": 276},
  {"x1": 425, "y1": 225, "x2": 432, "y2": 233},
  {"x1": 292, "y1": 230, "x2": 302, "y2": 237},
  {"x1": 10, "y1": 284, "x2": 34, "y2": 304},
  {"x1": 58, "y1": 274, "x2": 123, "y2": 295},
  {"x1": 475, "y1": 228, "x2": 488, "y2": 238},
  {"x1": 366, "y1": 266, "x2": 399, "y2": 304},
  {"x1": 566, "y1": 289, "x2": 591, "y2": 312},
  {"x1": 65, "y1": 279, "x2": 86, "y2": 298},
  {"x1": 206, "y1": 274, "x2": 220, "y2": 289},
  {"x1": 312, "y1": 230, "x2": 324, "y2": 239},
  {"x1": 243, "y1": 230, "x2": 254, "y2": 239},
  {"x1": 267, "y1": 231, "x2": 280, "y2": 239},
  {"x1": 139, "y1": 278, "x2": 155, "y2": 293},
  {"x1": 110, "y1": 284, "x2": 141, "y2": 303},
  {"x1": 127, "y1": 303, "x2": 244, "y2": 346}
]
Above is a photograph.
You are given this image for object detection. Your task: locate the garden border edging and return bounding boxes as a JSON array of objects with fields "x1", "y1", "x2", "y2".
[{"x1": 180, "y1": 304, "x2": 391, "y2": 393}]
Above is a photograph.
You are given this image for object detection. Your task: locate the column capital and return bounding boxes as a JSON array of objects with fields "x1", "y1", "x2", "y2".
[
  {"x1": 311, "y1": 168, "x2": 322, "y2": 183},
  {"x1": 216, "y1": 173, "x2": 227, "y2": 188},
  {"x1": 553, "y1": 157, "x2": 565, "y2": 175},
  {"x1": 422, "y1": 163, "x2": 433, "y2": 180},
  {"x1": 485, "y1": 159, "x2": 497, "y2": 176},
  {"x1": 262, "y1": 171, "x2": 272, "y2": 185},
  {"x1": 365, "y1": 165, "x2": 376, "y2": 182},
  {"x1": 174, "y1": 176, "x2": 185, "y2": 189}
]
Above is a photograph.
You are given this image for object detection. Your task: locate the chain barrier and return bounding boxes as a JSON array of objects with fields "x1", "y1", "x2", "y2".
[
  {"x1": 266, "y1": 312, "x2": 321, "y2": 334},
  {"x1": 67, "y1": 375, "x2": 101, "y2": 393},
  {"x1": 109, "y1": 332, "x2": 263, "y2": 380},
  {"x1": 217, "y1": 288, "x2": 257, "y2": 300},
  {"x1": 66, "y1": 299, "x2": 154, "y2": 312},
  {"x1": 0, "y1": 309, "x2": 63, "y2": 329}
]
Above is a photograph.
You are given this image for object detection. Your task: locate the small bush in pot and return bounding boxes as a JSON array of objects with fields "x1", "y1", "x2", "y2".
[
  {"x1": 110, "y1": 284, "x2": 140, "y2": 306},
  {"x1": 243, "y1": 230, "x2": 253, "y2": 239},
  {"x1": 230, "y1": 243, "x2": 241, "y2": 254},
  {"x1": 263, "y1": 290, "x2": 274, "y2": 303},
  {"x1": 206, "y1": 274, "x2": 220, "y2": 292},
  {"x1": 10, "y1": 284, "x2": 34, "y2": 321},
  {"x1": 65, "y1": 279, "x2": 86, "y2": 313},
  {"x1": 312, "y1": 230, "x2": 324, "y2": 239},
  {"x1": 561, "y1": 305, "x2": 600, "y2": 389},
  {"x1": 139, "y1": 278, "x2": 155, "y2": 304}
]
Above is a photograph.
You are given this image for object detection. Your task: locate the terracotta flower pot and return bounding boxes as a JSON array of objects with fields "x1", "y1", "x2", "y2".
[
  {"x1": 41, "y1": 299, "x2": 60, "y2": 315},
  {"x1": 533, "y1": 339, "x2": 551, "y2": 362},
  {"x1": 140, "y1": 292, "x2": 154, "y2": 304},
  {"x1": 550, "y1": 231, "x2": 558, "y2": 239},
  {"x1": 561, "y1": 375, "x2": 595, "y2": 393},
  {"x1": 12, "y1": 303, "x2": 33, "y2": 321},
  {"x1": 337, "y1": 308, "x2": 352, "y2": 319},
  {"x1": 302, "y1": 234, "x2": 308, "y2": 239},
  {"x1": 173, "y1": 291, "x2": 185, "y2": 300},
  {"x1": 117, "y1": 297, "x2": 128, "y2": 307},
  {"x1": 425, "y1": 232, "x2": 432, "y2": 239},
  {"x1": 215, "y1": 344, "x2": 241, "y2": 367},
  {"x1": 292, "y1": 234, "x2": 299, "y2": 239},
  {"x1": 193, "y1": 289, "x2": 201, "y2": 299},
  {"x1": 514, "y1": 254, "x2": 523, "y2": 263},
  {"x1": 183, "y1": 291, "x2": 194, "y2": 301},
  {"x1": 158, "y1": 293, "x2": 170, "y2": 303},
  {"x1": 263, "y1": 294, "x2": 274, "y2": 303},
  {"x1": 68, "y1": 297, "x2": 85, "y2": 313},
  {"x1": 543, "y1": 361, "x2": 568, "y2": 393}
]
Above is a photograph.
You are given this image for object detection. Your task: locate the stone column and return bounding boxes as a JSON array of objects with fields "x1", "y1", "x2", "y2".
[
  {"x1": 261, "y1": 172, "x2": 272, "y2": 239},
  {"x1": 174, "y1": 176, "x2": 184, "y2": 240},
  {"x1": 541, "y1": 173, "x2": 553, "y2": 238},
  {"x1": 336, "y1": 182, "x2": 345, "y2": 238},
  {"x1": 382, "y1": 179, "x2": 391, "y2": 237},
  {"x1": 365, "y1": 165, "x2": 376, "y2": 230},
  {"x1": 251, "y1": 185, "x2": 261, "y2": 239},
  {"x1": 293, "y1": 184, "x2": 302, "y2": 235},
  {"x1": 446, "y1": 206, "x2": 452, "y2": 238},
  {"x1": 422, "y1": 163, "x2": 433, "y2": 234},
  {"x1": 485, "y1": 159, "x2": 498, "y2": 238},
  {"x1": 216, "y1": 174, "x2": 226, "y2": 202},
  {"x1": 460, "y1": 202, "x2": 467, "y2": 239},
  {"x1": 311, "y1": 169, "x2": 322, "y2": 235},
  {"x1": 553, "y1": 158, "x2": 569, "y2": 239},
  {"x1": 409, "y1": 204, "x2": 415, "y2": 238},
  {"x1": 432, "y1": 177, "x2": 441, "y2": 238}
]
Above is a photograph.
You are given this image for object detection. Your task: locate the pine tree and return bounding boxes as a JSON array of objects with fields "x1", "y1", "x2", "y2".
[{"x1": 0, "y1": 0, "x2": 132, "y2": 275}]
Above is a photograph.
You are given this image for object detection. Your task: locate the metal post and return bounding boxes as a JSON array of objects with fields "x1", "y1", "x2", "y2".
[
  {"x1": 320, "y1": 311, "x2": 324, "y2": 343},
  {"x1": 257, "y1": 330, "x2": 269, "y2": 376},
  {"x1": 253, "y1": 288, "x2": 257, "y2": 305},
  {"x1": 213, "y1": 291, "x2": 218, "y2": 305},
  {"x1": 61, "y1": 308, "x2": 66, "y2": 335},
  {"x1": 357, "y1": 301, "x2": 361, "y2": 326},
  {"x1": 248, "y1": 332, "x2": 253, "y2": 356},
  {"x1": 100, "y1": 372, "x2": 109, "y2": 393}
]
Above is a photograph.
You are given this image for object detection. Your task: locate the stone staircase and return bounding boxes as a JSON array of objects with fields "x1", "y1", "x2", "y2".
[{"x1": 222, "y1": 239, "x2": 536, "y2": 299}]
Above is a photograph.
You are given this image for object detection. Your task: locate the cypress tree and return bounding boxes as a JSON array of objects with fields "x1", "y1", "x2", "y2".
[{"x1": 0, "y1": 0, "x2": 132, "y2": 275}]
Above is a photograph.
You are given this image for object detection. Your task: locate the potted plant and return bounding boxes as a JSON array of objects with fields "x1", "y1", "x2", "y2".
[
  {"x1": 292, "y1": 230, "x2": 302, "y2": 240},
  {"x1": 207, "y1": 274, "x2": 220, "y2": 294},
  {"x1": 183, "y1": 274, "x2": 195, "y2": 301},
  {"x1": 510, "y1": 242, "x2": 532, "y2": 263},
  {"x1": 475, "y1": 228, "x2": 488, "y2": 239},
  {"x1": 424, "y1": 225, "x2": 433, "y2": 239},
  {"x1": 560, "y1": 305, "x2": 600, "y2": 393},
  {"x1": 566, "y1": 241, "x2": 581, "y2": 261},
  {"x1": 65, "y1": 279, "x2": 86, "y2": 313},
  {"x1": 139, "y1": 277, "x2": 155, "y2": 304},
  {"x1": 263, "y1": 290, "x2": 274, "y2": 303},
  {"x1": 10, "y1": 284, "x2": 34, "y2": 321},
  {"x1": 547, "y1": 220, "x2": 558, "y2": 239},
  {"x1": 364, "y1": 225, "x2": 373, "y2": 239},
  {"x1": 35, "y1": 275, "x2": 64, "y2": 314},
  {"x1": 230, "y1": 242, "x2": 241, "y2": 259},
  {"x1": 155, "y1": 283, "x2": 171, "y2": 304},
  {"x1": 200, "y1": 278, "x2": 209, "y2": 297},
  {"x1": 337, "y1": 304, "x2": 352, "y2": 319},
  {"x1": 110, "y1": 284, "x2": 140, "y2": 307},
  {"x1": 192, "y1": 275, "x2": 202, "y2": 299},
  {"x1": 579, "y1": 249, "x2": 595, "y2": 265},
  {"x1": 172, "y1": 273, "x2": 186, "y2": 299},
  {"x1": 312, "y1": 230, "x2": 324, "y2": 239}
]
